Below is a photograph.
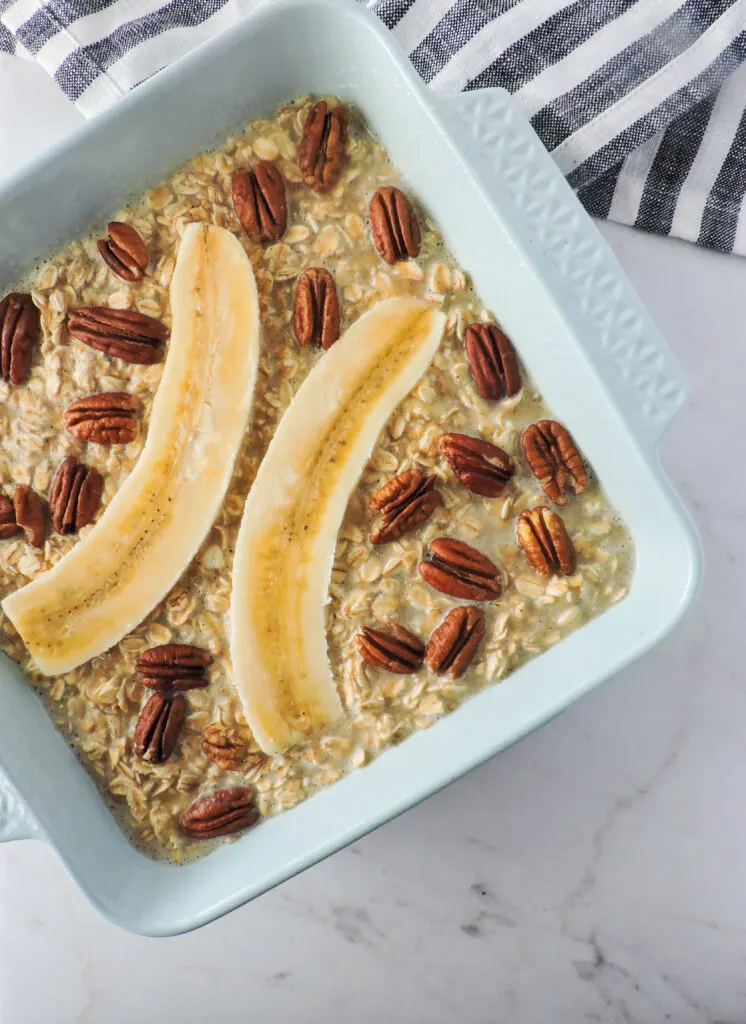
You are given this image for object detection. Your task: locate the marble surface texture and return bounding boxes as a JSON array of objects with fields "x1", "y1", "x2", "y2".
[{"x1": 1, "y1": 52, "x2": 745, "y2": 1024}]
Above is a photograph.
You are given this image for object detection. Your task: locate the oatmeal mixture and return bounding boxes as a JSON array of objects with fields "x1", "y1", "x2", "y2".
[{"x1": 0, "y1": 98, "x2": 632, "y2": 860}]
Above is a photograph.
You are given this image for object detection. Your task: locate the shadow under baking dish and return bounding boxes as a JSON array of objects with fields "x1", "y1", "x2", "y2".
[{"x1": 0, "y1": 0, "x2": 700, "y2": 935}]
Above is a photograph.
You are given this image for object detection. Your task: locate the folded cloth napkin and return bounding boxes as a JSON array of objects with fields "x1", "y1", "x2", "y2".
[{"x1": 2, "y1": 0, "x2": 746, "y2": 255}]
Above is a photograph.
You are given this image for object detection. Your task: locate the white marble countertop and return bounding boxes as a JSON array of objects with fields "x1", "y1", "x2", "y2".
[{"x1": 1, "y1": 52, "x2": 744, "y2": 1024}]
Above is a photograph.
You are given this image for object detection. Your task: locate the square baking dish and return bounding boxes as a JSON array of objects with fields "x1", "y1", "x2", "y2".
[{"x1": 0, "y1": 0, "x2": 700, "y2": 935}]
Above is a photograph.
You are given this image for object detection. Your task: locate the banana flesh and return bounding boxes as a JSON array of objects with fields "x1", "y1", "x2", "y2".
[
  {"x1": 230, "y1": 297, "x2": 446, "y2": 754},
  {"x1": 3, "y1": 223, "x2": 261, "y2": 675}
]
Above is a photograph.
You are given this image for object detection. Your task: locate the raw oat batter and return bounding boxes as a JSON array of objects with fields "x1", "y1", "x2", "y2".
[{"x1": 0, "y1": 98, "x2": 631, "y2": 860}]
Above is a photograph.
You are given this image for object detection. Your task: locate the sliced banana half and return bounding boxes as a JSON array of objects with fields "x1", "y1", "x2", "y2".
[
  {"x1": 231, "y1": 297, "x2": 447, "y2": 754},
  {"x1": 3, "y1": 223, "x2": 261, "y2": 675}
]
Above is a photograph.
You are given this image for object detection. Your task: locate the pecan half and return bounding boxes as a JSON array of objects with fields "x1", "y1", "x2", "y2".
[
  {"x1": 0, "y1": 292, "x2": 39, "y2": 385},
  {"x1": 369, "y1": 186, "x2": 421, "y2": 264},
  {"x1": 202, "y1": 724, "x2": 252, "y2": 771},
  {"x1": 293, "y1": 268, "x2": 340, "y2": 349},
  {"x1": 14, "y1": 485, "x2": 46, "y2": 549},
  {"x1": 521, "y1": 420, "x2": 586, "y2": 506},
  {"x1": 64, "y1": 392, "x2": 138, "y2": 445},
  {"x1": 97, "y1": 222, "x2": 148, "y2": 282},
  {"x1": 516, "y1": 506, "x2": 576, "y2": 577},
  {"x1": 232, "y1": 161, "x2": 287, "y2": 242},
  {"x1": 464, "y1": 322, "x2": 521, "y2": 401},
  {"x1": 369, "y1": 469, "x2": 441, "y2": 545},
  {"x1": 439, "y1": 433, "x2": 515, "y2": 498},
  {"x1": 67, "y1": 307, "x2": 167, "y2": 365},
  {"x1": 180, "y1": 787, "x2": 260, "y2": 840},
  {"x1": 0, "y1": 495, "x2": 17, "y2": 540},
  {"x1": 133, "y1": 693, "x2": 185, "y2": 763},
  {"x1": 49, "y1": 456, "x2": 103, "y2": 534},
  {"x1": 418, "y1": 538, "x2": 503, "y2": 601},
  {"x1": 425, "y1": 606, "x2": 485, "y2": 678},
  {"x1": 299, "y1": 100, "x2": 348, "y2": 192},
  {"x1": 354, "y1": 622, "x2": 425, "y2": 674},
  {"x1": 137, "y1": 642, "x2": 212, "y2": 691}
]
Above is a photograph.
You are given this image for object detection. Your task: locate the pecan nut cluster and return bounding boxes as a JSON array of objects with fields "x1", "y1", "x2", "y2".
[
  {"x1": 369, "y1": 469, "x2": 441, "y2": 545},
  {"x1": 424, "y1": 606, "x2": 485, "y2": 679},
  {"x1": 232, "y1": 160, "x2": 287, "y2": 242},
  {"x1": 64, "y1": 392, "x2": 138, "y2": 445},
  {"x1": 299, "y1": 100, "x2": 348, "y2": 192},
  {"x1": 67, "y1": 307, "x2": 167, "y2": 365},
  {"x1": 49, "y1": 456, "x2": 103, "y2": 534},
  {"x1": 0, "y1": 292, "x2": 39, "y2": 385},
  {"x1": 132, "y1": 644, "x2": 213, "y2": 766},
  {"x1": 355, "y1": 623, "x2": 425, "y2": 674},
  {"x1": 293, "y1": 268, "x2": 340, "y2": 350},
  {"x1": 516, "y1": 506, "x2": 576, "y2": 577},
  {"x1": 97, "y1": 222, "x2": 149, "y2": 282},
  {"x1": 201, "y1": 724, "x2": 253, "y2": 771},
  {"x1": 463, "y1": 322, "x2": 521, "y2": 401},
  {"x1": 180, "y1": 787, "x2": 261, "y2": 839},
  {"x1": 356, "y1": 608, "x2": 485, "y2": 681},
  {"x1": 134, "y1": 693, "x2": 186, "y2": 764},
  {"x1": 521, "y1": 420, "x2": 586, "y2": 506},
  {"x1": 369, "y1": 186, "x2": 421, "y2": 264},
  {"x1": 439, "y1": 433, "x2": 514, "y2": 498},
  {"x1": 418, "y1": 538, "x2": 503, "y2": 602},
  {"x1": 136, "y1": 643, "x2": 212, "y2": 692}
]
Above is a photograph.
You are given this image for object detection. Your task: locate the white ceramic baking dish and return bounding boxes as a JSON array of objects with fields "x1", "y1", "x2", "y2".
[{"x1": 0, "y1": 0, "x2": 700, "y2": 935}]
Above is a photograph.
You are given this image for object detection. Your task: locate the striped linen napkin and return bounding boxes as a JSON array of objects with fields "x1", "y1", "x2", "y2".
[{"x1": 2, "y1": 0, "x2": 746, "y2": 255}]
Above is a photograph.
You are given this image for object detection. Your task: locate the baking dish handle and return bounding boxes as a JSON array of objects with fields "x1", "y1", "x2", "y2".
[
  {"x1": 436, "y1": 88, "x2": 689, "y2": 448},
  {"x1": 0, "y1": 768, "x2": 40, "y2": 842}
]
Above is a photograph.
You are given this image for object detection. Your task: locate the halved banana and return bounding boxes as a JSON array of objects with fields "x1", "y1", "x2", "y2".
[
  {"x1": 3, "y1": 223, "x2": 261, "y2": 675},
  {"x1": 231, "y1": 297, "x2": 447, "y2": 754}
]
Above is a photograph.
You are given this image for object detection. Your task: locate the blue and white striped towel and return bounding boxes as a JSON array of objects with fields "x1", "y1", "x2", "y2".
[{"x1": 2, "y1": 0, "x2": 746, "y2": 255}]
